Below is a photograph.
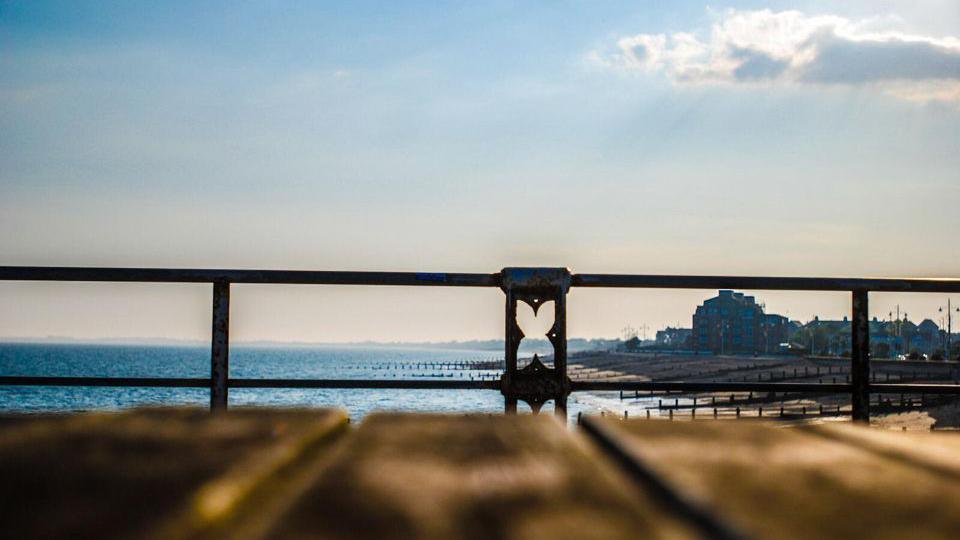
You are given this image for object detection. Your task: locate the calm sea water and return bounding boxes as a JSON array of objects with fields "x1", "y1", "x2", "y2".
[{"x1": 0, "y1": 343, "x2": 592, "y2": 419}]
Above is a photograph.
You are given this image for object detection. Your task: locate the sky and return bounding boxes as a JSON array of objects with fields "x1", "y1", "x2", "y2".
[{"x1": 1, "y1": 1, "x2": 959, "y2": 343}]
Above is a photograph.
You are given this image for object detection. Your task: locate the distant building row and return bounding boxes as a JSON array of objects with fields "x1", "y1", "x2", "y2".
[
  {"x1": 653, "y1": 290, "x2": 955, "y2": 358},
  {"x1": 798, "y1": 316, "x2": 950, "y2": 358}
]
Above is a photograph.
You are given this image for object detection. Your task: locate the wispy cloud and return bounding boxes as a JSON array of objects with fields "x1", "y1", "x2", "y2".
[{"x1": 597, "y1": 9, "x2": 960, "y2": 104}]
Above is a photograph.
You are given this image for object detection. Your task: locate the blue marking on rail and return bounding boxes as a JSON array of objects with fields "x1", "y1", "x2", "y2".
[{"x1": 416, "y1": 272, "x2": 447, "y2": 283}]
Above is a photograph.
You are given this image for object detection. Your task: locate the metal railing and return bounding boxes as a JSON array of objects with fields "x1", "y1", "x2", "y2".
[{"x1": 2, "y1": 265, "x2": 960, "y2": 421}]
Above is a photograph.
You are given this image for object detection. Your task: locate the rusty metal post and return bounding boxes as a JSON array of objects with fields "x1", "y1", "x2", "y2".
[
  {"x1": 504, "y1": 289, "x2": 520, "y2": 377},
  {"x1": 552, "y1": 285, "x2": 568, "y2": 418},
  {"x1": 552, "y1": 291, "x2": 567, "y2": 374},
  {"x1": 211, "y1": 280, "x2": 230, "y2": 411},
  {"x1": 504, "y1": 288, "x2": 520, "y2": 414},
  {"x1": 851, "y1": 288, "x2": 870, "y2": 422},
  {"x1": 499, "y1": 268, "x2": 571, "y2": 417}
]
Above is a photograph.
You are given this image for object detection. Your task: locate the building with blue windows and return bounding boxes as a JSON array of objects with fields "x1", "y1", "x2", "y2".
[{"x1": 692, "y1": 290, "x2": 790, "y2": 355}]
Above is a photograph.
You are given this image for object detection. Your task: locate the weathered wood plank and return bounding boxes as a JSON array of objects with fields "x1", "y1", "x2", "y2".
[
  {"x1": 801, "y1": 423, "x2": 960, "y2": 479},
  {"x1": 0, "y1": 408, "x2": 347, "y2": 539},
  {"x1": 263, "y1": 413, "x2": 696, "y2": 540},
  {"x1": 590, "y1": 418, "x2": 960, "y2": 540}
]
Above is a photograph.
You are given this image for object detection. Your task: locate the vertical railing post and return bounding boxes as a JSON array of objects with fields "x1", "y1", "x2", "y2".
[
  {"x1": 211, "y1": 280, "x2": 230, "y2": 412},
  {"x1": 504, "y1": 288, "x2": 519, "y2": 414},
  {"x1": 551, "y1": 287, "x2": 568, "y2": 418},
  {"x1": 851, "y1": 288, "x2": 870, "y2": 422},
  {"x1": 499, "y1": 268, "x2": 571, "y2": 418}
]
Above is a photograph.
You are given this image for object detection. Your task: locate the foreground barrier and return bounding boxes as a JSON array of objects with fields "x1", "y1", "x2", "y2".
[{"x1": 3, "y1": 265, "x2": 960, "y2": 421}]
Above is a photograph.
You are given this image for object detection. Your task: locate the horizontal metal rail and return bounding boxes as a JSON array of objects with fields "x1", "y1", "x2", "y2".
[
  {"x1": 0, "y1": 376, "x2": 500, "y2": 390},
  {"x1": 571, "y1": 381, "x2": 960, "y2": 394},
  {"x1": 573, "y1": 273, "x2": 960, "y2": 293},
  {"x1": 0, "y1": 267, "x2": 499, "y2": 286},
  {"x1": 230, "y1": 378, "x2": 501, "y2": 389},
  {"x1": 2, "y1": 266, "x2": 959, "y2": 292},
  {"x1": 0, "y1": 376, "x2": 211, "y2": 388},
  {"x1": 2, "y1": 376, "x2": 958, "y2": 395},
  {"x1": 573, "y1": 381, "x2": 853, "y2": 393},
  {"x1": 3, "y1": 266, "x2": 960, "y2": 418}
]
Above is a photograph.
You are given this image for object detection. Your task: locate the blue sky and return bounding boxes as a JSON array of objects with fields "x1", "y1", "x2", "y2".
[{"x1": 1, "y1": 1, "x2": 958, "y2": 341}]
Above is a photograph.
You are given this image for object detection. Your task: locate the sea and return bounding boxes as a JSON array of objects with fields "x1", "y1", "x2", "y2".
[{"x1": 0, "y1": 342, "x2": 596, "y2": 420}]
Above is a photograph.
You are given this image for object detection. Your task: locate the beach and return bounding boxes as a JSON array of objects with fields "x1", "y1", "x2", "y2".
[{"x1": 567, "y1": 350, "x2": 960, "y2": 430}]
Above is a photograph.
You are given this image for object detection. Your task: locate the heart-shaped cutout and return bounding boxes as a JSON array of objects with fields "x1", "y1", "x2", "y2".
[{"x1": 516, "y1": 300, "x2": 555, "y2": 341}]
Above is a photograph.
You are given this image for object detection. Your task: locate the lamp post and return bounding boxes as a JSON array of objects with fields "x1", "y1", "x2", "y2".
[
  {"x1": 903, "y1": 313, "x2": 911, "y2": 355},
  {"x1": 809, "y1": 318, "x2": 816, "y2": 356},
  {"x1": 715, "y1": 319, "x2": 731, "y2": 356},
  {"x1": 938, "y1": 299, "x2": 957, "y2": 359}
]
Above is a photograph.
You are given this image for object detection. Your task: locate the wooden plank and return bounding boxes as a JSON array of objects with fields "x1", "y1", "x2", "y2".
[
  {"x1": 802, "y1": 423, "x2": 960, "y2": 479},
  {"x1": 0, "y1": 408, "x2": 347, "y2": 539},
  {"x1": 590, "y1": 418, "x2": 960, "y2": 540},
  {"x1": 262, "y1": 413, "x2": 697, "y2": 540}
]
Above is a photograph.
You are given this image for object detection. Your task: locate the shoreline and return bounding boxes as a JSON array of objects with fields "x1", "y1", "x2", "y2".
[{"x1": 567, "y1": 350, "x2": 960, "y2": 430}]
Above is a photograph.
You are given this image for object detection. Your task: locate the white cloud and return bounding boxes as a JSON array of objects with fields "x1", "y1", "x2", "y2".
[{"x1": 601, "y1": 9, "x2": 960, "y2": 104}]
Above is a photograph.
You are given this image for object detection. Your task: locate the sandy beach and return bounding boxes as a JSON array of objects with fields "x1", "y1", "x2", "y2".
[{"x1": 566, "y1": 351, "x2": 960, "y2": 430}]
